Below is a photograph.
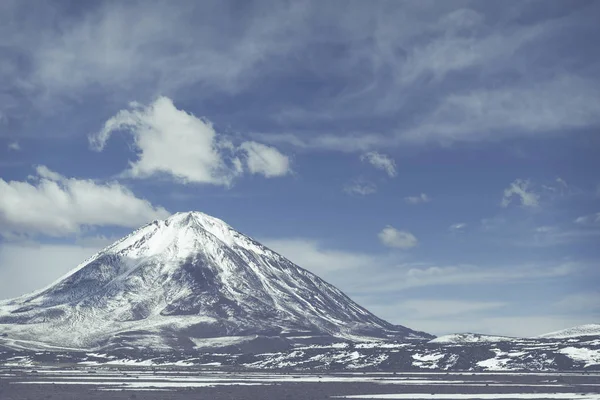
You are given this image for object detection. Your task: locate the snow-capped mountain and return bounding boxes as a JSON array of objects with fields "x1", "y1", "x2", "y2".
[
  {"x1": 0, "y1": 211, "x2": 431, "y2": 351},
  {"x1": 537, "y1": 324, "x2": 600, "y2": 339}
]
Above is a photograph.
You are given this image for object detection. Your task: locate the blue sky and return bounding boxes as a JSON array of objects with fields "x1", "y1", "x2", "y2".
[{"x1": 0, "y1": 0, "x2": 599, "y2": 336}]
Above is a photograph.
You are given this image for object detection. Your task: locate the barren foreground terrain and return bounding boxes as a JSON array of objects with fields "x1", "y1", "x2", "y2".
[{"x1": 1, "y1": 367, "x2": 599, "y2": 400}]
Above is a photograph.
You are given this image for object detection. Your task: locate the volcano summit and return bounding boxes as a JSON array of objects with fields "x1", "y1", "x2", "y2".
[{"x1": 0, "y1": 211, "x2": 431, "y2": 352}]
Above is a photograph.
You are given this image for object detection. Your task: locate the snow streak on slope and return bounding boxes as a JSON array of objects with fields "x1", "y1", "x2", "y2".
[{"x1": 0, "y1": 212, "x2": 431, "y2": 350}]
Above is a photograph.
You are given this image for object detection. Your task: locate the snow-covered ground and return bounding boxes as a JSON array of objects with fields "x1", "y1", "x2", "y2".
[{"x1": 430, "y1": 333, "x2": 519, "y2": 344}]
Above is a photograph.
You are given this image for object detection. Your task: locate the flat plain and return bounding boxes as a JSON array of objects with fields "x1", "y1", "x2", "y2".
[{"x1": 1, "y1": 367, "x2": 599, "y2": 400}]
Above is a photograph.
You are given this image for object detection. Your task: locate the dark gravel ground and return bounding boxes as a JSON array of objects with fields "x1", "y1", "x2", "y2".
[{"x1": 1, "y1": 368, "x2": 599, "y2": 400}]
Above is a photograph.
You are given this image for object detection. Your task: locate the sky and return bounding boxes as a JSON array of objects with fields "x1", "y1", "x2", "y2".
[{"x1": 0, "y1": 0, "x2": 599, "y2": 337}]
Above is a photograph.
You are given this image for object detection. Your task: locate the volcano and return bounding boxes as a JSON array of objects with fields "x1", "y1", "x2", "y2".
[{"x1": 0, "y1": 211, "x2": 432, "y2": 351}]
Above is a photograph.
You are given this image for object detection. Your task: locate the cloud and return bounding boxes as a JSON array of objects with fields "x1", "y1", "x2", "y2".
[
  {"x1": 344, "y1": 179, "x2": 377, "y2": 196},
  {"x1": 449, "y1": 222, "x2": 467, "y2": 232},
  {"x1": 574, "y1": 212, "x2": 600, "y2": 225},
  {"x1": 360, "y1": 151, "x2": 397, "y2": 177},
  {"x1": 368, "y1": 299, "x2": 507, "y2": 320},
  {"x1": 526, "y1": 225, "x2": 600, "y2": 247},
  {"x1": 3, "y1": 1, "x2": 599, "y2": 153},
  {"x1": 89, "y1": 97, "x2": 290, "y2": 185},
  {"x1": 256, "y1": 132, "x2": 389, "y2": 153},
  {"x1": 378, "y1": 226, "x2": 418, "y2": 249},
  {"x1": 7, "y1": 141, "x2": 20, "y2": 151},
  {"x1": 501, "y1": 179, "x2": 539, "y2": 208},
  {"x1": 240, "y1": 141, "x2": 291, "y2": 178},
  {"x1": 404, "y1": 193, "x2": 431, "y2": 205},
  {"x1": 403, "y1": 76, "x2": 600, "y2": 145},
  {"x1": 348, "y1": 262, "x2": 582, "y2": 295},
  {"x1": 23, "y1": 2, "x2": 311, "y2": 101},
  {"x1": 0, "y1": 166, "x2": 169, "y2": 237}
]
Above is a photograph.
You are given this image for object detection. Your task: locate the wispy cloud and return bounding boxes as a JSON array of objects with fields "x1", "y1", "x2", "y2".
[
  {"x1": 391, "y1": 299, "x2": 507, "y2": 319},
  {"x1": 501, "y1": 179, "x2": 539, "y2": 208},
  {"x1": 449, "y1": 222, "x2": 467, "y2": 232},
  {"x1": 344, "y1": 179, "x2": 377, "y2": 196},
  {"x1": 347, "y1": 262, "x2": 584, "y2": 298},
  {"x1": 402, "y1": 76, "x2": 600, "y2": 145},
  {"x1": 378, "y1": 226, "x2": 418, "y2": 249},
  {"x1": 526, "y1": 225, "x2": 600, "y2": 247},
  {"x1": 360, "y1": 151, "x2": 397, "y2": 177},
  {"x1": 7, "y1": 141, "x2": 20, "y2": 151},
  {"x1": 404, "y1": 193, "x2": 431, "y2": 205},
  {"x1": 554, "y1": 292, "x2": 600, "y2": 314},
  {"x1": 574, "y1": 212, "x2": 600, "y2": 226},
  {"x1": 4, "y1": 2, "x2": 598, "y2": 150}
]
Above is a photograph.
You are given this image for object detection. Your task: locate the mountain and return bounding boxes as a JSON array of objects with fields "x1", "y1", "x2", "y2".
[
  {"x1": 0, "y1": 211, "x2": 432, "y2": 352},
  {"x1": 537, "y1": 324, "x2": 600, "y2": 339}
]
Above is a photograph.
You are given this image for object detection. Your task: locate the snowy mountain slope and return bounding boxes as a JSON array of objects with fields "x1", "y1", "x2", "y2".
[
  {"x1": 0, "y1": 211, "x2": 432, "y2": 351},
  {"x1": 537, "y1": 324, "x2": 600, "y2": 339}
]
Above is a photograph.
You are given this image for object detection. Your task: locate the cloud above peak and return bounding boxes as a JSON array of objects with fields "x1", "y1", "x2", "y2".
[{"x1": 89, "y1": 97, "x2": 290, "y2": 185}]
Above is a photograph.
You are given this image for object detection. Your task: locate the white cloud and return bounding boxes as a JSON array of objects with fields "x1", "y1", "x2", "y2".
[
  {"x1": 360, "y1": 151, "x2": 397, "y2": 177},
  {"x1": 0, "y1": 241, "x2": 106, "y2": 300},
  {"x1": 8, "y1": 141, "x2": 20, "y2": 151},
  {"x1": 240, "y1": 141, "x2": 290, "y2": 178},
  {"x1": 449, "y1": 222, "x2": 467, "y2": 232},
  {"x1": 574, "y1": 212, "x2": 600, "y2": 225},
  {"x1": 0, "y1": 166, "x2": 169, "y2": 237},
  {"x1": 378, "y1": 226, "x2": 418, "y2": 249},
  {"x1": 404, "y1": 193, "x2": 430, "y2": 204},
  {"x1": 501, "y1": 179, "x2": 539, "y2": 208},
  {"x1": 344, "y1": 179, "x2": 377, "y2": 196},
  {"x1": 89, "y1": 97, "x2": 290, "y2": 185}
]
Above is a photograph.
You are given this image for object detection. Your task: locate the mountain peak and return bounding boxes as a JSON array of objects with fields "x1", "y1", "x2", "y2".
[
  {"x1": 166, "y1": 211, "x2": 230, "y2": 228},
  {"x1": 0, "y1": 210, "x2": 432, "y2": 350}
]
